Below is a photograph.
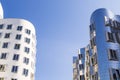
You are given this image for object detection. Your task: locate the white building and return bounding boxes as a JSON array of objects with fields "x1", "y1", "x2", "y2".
[{"x1": 0, "y1": 2, "x2": 36, "y2": 80}]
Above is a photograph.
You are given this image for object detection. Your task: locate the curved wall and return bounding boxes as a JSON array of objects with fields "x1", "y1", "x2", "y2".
[
  {"x1": 90, "y1": 8, "x2": 120, "y2": 80},
  {"x1": 0, "y1": 3, "x2": 3, "y2": 19},
  {"x1": 0, "y1": 19, "x2": 36, "y2": 80}
]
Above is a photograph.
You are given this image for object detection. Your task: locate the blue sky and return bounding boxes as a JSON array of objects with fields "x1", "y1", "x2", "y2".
[{"x1": 1, "y1": 0, "x2": 120, "y2": 80}]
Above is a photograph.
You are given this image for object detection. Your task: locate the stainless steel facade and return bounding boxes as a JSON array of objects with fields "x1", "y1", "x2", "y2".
[
  {"x1": 73, "y1": 8, "x2": 120, "y2": 80},
  {"x1": 73, "y1": 56, "x2": 79, "y2": 80}
]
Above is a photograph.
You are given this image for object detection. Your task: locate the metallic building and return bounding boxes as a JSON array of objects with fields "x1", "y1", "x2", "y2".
[
  {"x1": 73, "y1": 8, "x2": 120, "y2": 80},
  {"x1": 73, "y1": 56, "x2": 78, "y2": 80},
  {"x1": 0, "y1": 2, "x2": 36, "y2": 80}
]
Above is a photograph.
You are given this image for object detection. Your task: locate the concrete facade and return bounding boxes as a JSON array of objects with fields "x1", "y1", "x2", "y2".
[{"x1": 0, "y1": 2, "x2": 36, "y2": 80}]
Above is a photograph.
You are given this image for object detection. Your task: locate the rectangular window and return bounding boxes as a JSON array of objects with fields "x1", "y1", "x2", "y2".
[
  {"x1": 90, "y1": 23, "x2": 95, "y2": 32},
  {"x1": 106, "y1": 32, "x2": 114, "y2": 42},
  {"x1": 11, "y1": 78, "x2": 17, "y2": 80},
  {"x1": 17, "y1": 26, "x2": 22, "y2": 31},
  {"x1": 105, "y1": 17, "x2": 114, "y2": 27},
  {"x1": 79, "y1": 64, "x2": 84, "y2": 70},
  {"x1": 25, "y1": 38, "x2": 30, "y2": 44},
  {"x1": 0, "y1": 64, "x2": 5, "y2": 72},
  {"x1": 2, "y1": 42, "x2": 9, "y2": 48},
  {"x1": 92, "y1": 72, "x2": 98, "y2": 80},
  {"x1": 1, "y1": 53, "x2": 7, "y2": 59},
  {"x1": 23, "y1": 57, "x2": 29, "y2": 65},
  {"x1": 116, "y1": 21, "x2": 120, "y2": 29},
  {"x1": 7, "y1": 24, "x2": 12, "y2": 29},
  {"x1": 23, "y1": 68, "x2": 29, "y2": 76},
  {"x1": 104, "y1": 16, "x2": 110, "y2": 26},
  {"x1": 109, "y1": 68, "x2": 120, "y2": 80},
  {"x1": 11, "y1": 66, "x2": 18, "y2": 73},
  {"x1": 90, "y1": 37, "x2": 96, "y2": 48},
  {"x1": 91, "y1": 53, "x2": 97, "y2": 66},
  {"x1": 78, "y1": 54, "x2": 83, "y2": 60},
  {"x1": 15, "y1": 34, "x2": 21, "y2": 40},
  {"x1": 25, "y1": 29, "x2": 31, "y2": 35},
  {"x1": 13, "y1": 54, "x2": 19, "y2": 61},
  {"x1": 4, "y1": 33, "x2": 10, "y2": 38},
  {"x1": 0, "y1": 33, "x2": 2, "y2": 38},
  {"x1": 115, "y1": 32, "x2": 120, "y2": 43},
  {"x1": 0, "y1": 77, "x2": 4, "y2": 80},
  {"x1": 104, "y1": 16, "x2": 120, "y2": 29},
  {"x1": 108, "y1": 49, "x2": 118, "y2": 61},
  {"x1": 0, "y1": 24, "x2": 3, "y2": 29},
  {"x1": 113, "y1": 21, "x2": 118, "y2": 29},
  {"x1": 80, "y1": 75, "x2": 84, "y2": 80},
  {"x1": 14, "y1": 44, "x2": 20, "y2": 50},
  {"x1": 86, "y1": 72, "x2": 88, "y2": 77},
  {"x1": 24, "y1": 47, "x2": 30, "y2": 53}
]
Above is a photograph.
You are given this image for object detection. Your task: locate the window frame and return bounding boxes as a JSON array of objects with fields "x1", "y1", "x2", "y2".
[
  {"x1": 108, "y1": 49, "x2": 118, "y2": 61},
  {"x1": 7, "y1": 24, "x2": 12, "y2": 29},
  {"x1": 17, "y1": 26, "x2": 22, "y2": 31},
  {"x1": 14, "y1": 44, "x2": 20, "y2": 50},
  {"x1": 11, "y1": 66, "x2": 18, "y2": 73},
  {"x1": 15, "y1": 34, "x2": 21, "y2": 40}
]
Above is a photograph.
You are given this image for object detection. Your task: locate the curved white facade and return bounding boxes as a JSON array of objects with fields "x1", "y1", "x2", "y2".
[
  {"x1": 0, "y1": 19, "x2": 36, "y2": 80},
  {"x1": 0, "y1": 3, "x2": 3, "y2": 19}
]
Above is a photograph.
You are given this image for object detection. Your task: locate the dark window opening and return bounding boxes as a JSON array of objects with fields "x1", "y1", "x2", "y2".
[
  {"x1": 108, "y1": 49, "x2": 118, "y2": 61},
  {"x1": 7, "y1": 24, "x2": 12, "y2": 29},
  {"x1": 17, "y1": 26, "x2": 22, "y2": 31}
]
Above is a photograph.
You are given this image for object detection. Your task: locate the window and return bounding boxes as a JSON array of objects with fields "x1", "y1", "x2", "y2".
[
  {"x1": 14, "y1": 44, "x2": 20, "y2": 50},
  {"x1": 79, "y1": 64, "x2": 84, "y2": 70},
  {"x1": 104, "y1": 16, "x2": 120, "y2": 29},
  {"x1": 80, "y1": 75, "x2": 84, "y2": 80},
  {"x1": 11, "y1": 66, "x2": 18, "y2": 73},
  {"x1": 106, "y1": 18, "x2": 113, "y2": 27},
  {"x1": 0, "y1": 64, "x2": 5, "y2": 72},
  {"x1": 110, "y1": 68, "x2": 120, "y2": 80},
  {"x1": 114, "y1": 21, "x2": 120, "y2": 29},
  {"x1": 25, "y1": 38, "x2": 30, "y2": 44},
  {"x1": 113, "y1": 21, "x2": 118, "y2": 29},
  {"x1": 104, "y1": 16, "x2": 110, "y2": 26},
  {"x1": 0, "y1": 33, "x2": 2, "y2": 38},
  {"x1": 0, "y1": 24, "x2": 3, "y2": 29},
  {"x1": 23, "y1": 57, "x2": 29, "y2": 65},
  {"x1": 90, "y1": 37, "x2": 96, "y2": 48},
  {"x1": 91, "y1": 54, "x2": 97, "y2": 66},
  {"x1": 17, "y1": 26, "x2": 22, "y2": 31},
  {"x1": 2, "y1": 42, "x2": 9, "y2": 48},
  {"x1": 78, "y1": 54, "x2": 83, "y2": 60},
  {"x1": 108, "y1": 49, "x2": 118, "y2": 61},
  {"x1": 4, "y1": 33, "x2": 10, "y2": 38},
  {"x1": 11, "y1": 78, "x2": 17, "y2": 80},
  {"x1": 15, "y1": 34, "x2": 21, "y2": 40},
  {"x1": 106, "y1": 32, "x2": 114, "y2": 42},
  {"x1": 1, "y1": 53, "x2": 7, "y2": 59},
  {"x1": 13, "y1": 54, "x2": 19, "y2": 61},
  {"x1": 104, "y1": 16, "x2": 114, "y2": 27},
  {"x1": 90, "y1": 23, "x2": 95, "y2": 32},
  {"x1": 25, "y1": 29, "x2": 31, "y2": 35},
  {"x1": 24, "y1": 47, "x2": 30, "y2": 53},
  {"x1": 7, "y1": 24, "x2": 12, "y2": 29},
  {"x1": 23, "y1": 68, "x2": 29, "y2": 76},
  {"x1": 92, "y1": 72, "x2": 98, "y2": 80},
  {"x1": 0, "y1": 77, "x2": 4, "y2": 80},
  {"x1": 115, "y1": 32, "x2": 120, "y2": 43}
]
